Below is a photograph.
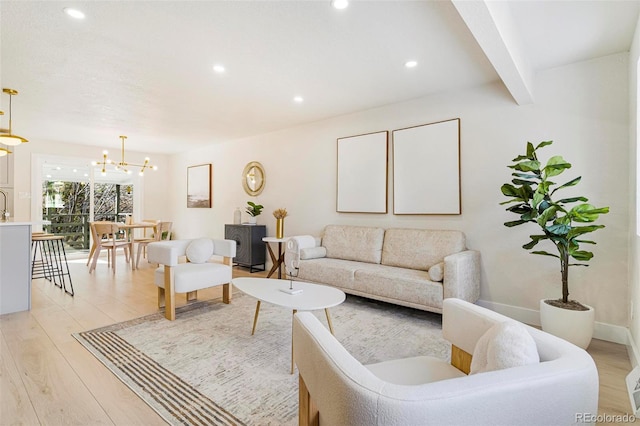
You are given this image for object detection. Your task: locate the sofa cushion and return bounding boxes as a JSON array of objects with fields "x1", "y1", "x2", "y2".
[
  {"x1": 365, "y1": 355, "x2": 466, "y2": 385},
  {"x1": 154, "y1": 262, "x2": 231, "y2": 293},
  {"x1": 185, "y1": 238, "x2": 214, "y2": 264},
  {"x1": 322, "y1": 225, "x2": 385, "y2": 264},
  {"x1": 470, "y1": 321, "x2": 540, "y2": 375},
  {"x1": 296, "y1": 258, "x2": 361, "y2": 291},
  {"x1": 353, "y1": 264, "x2": 443, "y2": 309},
  {"x1": 381, "y1": 228, "x2": 466, "y2": 271}
]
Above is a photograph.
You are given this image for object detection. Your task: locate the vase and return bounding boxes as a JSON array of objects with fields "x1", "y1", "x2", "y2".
[
  {"x1": 233, "y1": 207, "x2": 242, "y2": 224},
  {"x1": 276, "y1": 218, "x2": 284, "y2": 239},
  {"x1": 539, "y1": 299, "x2": 595, "y2": 349}
]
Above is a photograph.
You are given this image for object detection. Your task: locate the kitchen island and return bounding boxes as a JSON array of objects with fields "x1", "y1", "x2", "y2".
[{"x1": 0, "y1": 221, "x2": 32, "y2": 314}]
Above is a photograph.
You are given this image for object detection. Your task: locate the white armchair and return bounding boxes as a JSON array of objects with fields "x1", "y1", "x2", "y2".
[
  {"x1": 293, "y1": 298, "x2": 598, "y2": 426},
  {"x1": 147, "y1": 238, "x2": 236, "y2": 320}
]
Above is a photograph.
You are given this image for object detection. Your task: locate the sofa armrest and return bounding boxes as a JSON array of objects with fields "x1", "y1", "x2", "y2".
[
  {"x1": 147, "y1": 239, "x2": 192, "y2": 266},
  {"x1": 285, "y1": 235, "x2": 321, "y2": 269},
  {"x1": 212, "y1": 239, "x2": 236, "y2": 258},
  {"x1": 443, "y1": 250, "x2": 481, "y2": 303}
]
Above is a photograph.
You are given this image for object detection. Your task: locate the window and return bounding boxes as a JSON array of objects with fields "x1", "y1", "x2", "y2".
[{"x1": 40, "y1": 158, "x2": 136, "y2": 252}]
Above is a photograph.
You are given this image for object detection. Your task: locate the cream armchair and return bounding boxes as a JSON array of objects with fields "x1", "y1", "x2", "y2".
[
  {"x1": 293, "y1": 298, "x2": 598, "y2": 426},
  {"x1": 147, "y1": 238, "x2": 236, "y2": 320}
]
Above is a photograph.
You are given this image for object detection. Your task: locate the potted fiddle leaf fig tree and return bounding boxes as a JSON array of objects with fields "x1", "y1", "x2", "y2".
[{"x1": 500, "y1": 140, "x2": 609, "y2": 348}]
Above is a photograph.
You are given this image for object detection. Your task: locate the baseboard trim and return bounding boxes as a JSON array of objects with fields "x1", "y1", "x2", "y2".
[
  {"x1": 627, "y1": 329, "x2": 640, "y2": 368},
  {"x1": 477, "y1": 299, "x2": 629, "y2": 345}
]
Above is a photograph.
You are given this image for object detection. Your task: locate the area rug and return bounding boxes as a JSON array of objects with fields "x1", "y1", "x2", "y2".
[{"x1": 74, "y1": 293, "x2": 449, "y2": 426}]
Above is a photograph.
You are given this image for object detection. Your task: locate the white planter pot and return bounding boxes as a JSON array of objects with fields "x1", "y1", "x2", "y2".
[
  {"x1": 248, "y1": 216, "x2": 257, "y2": 225},
  {"x1": 539, "y1": 299, "x2": 595, "y2": 349}
]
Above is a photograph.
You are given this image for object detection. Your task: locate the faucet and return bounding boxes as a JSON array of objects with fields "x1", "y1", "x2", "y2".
[{"x1": 0, "y1": 189, "x2": 7, "y2": 221}]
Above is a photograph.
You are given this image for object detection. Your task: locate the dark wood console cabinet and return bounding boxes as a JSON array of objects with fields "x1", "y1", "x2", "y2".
[{"x1": 224, "y1": 224, "x2": 266, "y2": 272}]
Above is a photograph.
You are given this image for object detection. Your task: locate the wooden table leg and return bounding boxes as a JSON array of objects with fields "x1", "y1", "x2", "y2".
[
  {"x1": 325, "y1": 308, "x2": 335, "y2": 334},
  {"x1": 266, "y1": 241, "x2": 285, "y2": 278},
  {"x1": 251, "y1": 301, "x2": 261, "y2": 335},
  {"x1": 276, "y1": 242, "x2": 283, "y2": 279},
  {"x1": 125, "y1": 228, "x2": 135, "y2": 270},
  {"x1": 266, "y1": 243, "x2": 279, "y2": 278}
]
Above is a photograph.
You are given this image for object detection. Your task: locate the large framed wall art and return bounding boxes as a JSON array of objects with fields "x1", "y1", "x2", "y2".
[
  {"x1": 187, "y1": 163, "x2": 212, "y2": 208},
  {"x1": 336, "y1": 131, "x2": 388, "y2": 213},
  {"x1": 392, "y1": 118, "x2": 461, "y2": 215}
]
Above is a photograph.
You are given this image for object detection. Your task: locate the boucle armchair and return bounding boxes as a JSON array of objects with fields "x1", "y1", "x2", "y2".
[
  {"x1": 147, "y1": 238, "x2": 236, "y2": 320},
  {"x1": 293, "y1": 298, "x2": 598, "y2": 426}
]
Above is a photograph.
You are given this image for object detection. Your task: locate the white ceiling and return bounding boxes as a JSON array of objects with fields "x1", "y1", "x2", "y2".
[{"x1": 1, "y1": 0, "x2": 638, "y2": 155}]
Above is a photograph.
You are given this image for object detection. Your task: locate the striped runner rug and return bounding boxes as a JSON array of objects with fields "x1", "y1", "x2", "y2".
[{"x1": 74, "y1": 294, "x2": 448, "y2": 425}]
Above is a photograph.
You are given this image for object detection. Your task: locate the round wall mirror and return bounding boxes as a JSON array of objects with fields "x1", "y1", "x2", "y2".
[{"x1": 242, "y1": 161, "x2": 265, "y2": 196}]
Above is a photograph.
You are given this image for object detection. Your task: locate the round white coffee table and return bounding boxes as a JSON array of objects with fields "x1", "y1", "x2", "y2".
[{"x1": 232, "y1": 277, "x2": 346, "y2": 373}]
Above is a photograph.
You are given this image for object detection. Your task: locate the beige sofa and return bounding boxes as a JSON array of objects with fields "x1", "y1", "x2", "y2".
[{"x1": 285, "y1": 225, "x2": 480, "y2": 313}]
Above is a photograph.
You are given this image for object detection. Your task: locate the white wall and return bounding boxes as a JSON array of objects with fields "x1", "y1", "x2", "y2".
[
  {"x1": 169, "y1": 53, "x2": 630, "y2": 329},
  {"x1": 629, "y1": 15, "x2": 640, "y2": 363},
  {"x1": 13, "y1": 139, "x2": 172, "y2": 221}
]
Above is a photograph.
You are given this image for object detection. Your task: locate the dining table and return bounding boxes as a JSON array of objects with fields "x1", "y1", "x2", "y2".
[{"x1": 117, "y1": 221, "x2": 158, "y2": 270}]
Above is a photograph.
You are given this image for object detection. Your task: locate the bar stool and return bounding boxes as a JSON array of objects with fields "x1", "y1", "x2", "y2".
[
  {"x1": 32, "y1": 233, "x2": 54, "y2": 281},
  {"x1": 31, "y1": 234, "x2": 74, "y2": 296}
]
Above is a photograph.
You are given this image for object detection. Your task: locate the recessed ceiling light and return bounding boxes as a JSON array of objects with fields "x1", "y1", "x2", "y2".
[
  {"x1": 331, "y1": 0, "x2": 349, "y2": 10},
  {"x1": 213, "y1": 64, "x2": 226, "y2": 74},
  {"x1": 405, "y1": 60, "x2": 418, "y2": 68},
  {"x1": 293, "y1": 96, "x2": 304, "y2": 103},
  {"x1": 63, "y1": 8, "x2": 85, "y2": 19}
]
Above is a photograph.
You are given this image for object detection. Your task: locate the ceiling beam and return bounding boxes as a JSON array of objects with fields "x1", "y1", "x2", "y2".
[{"x1": 452, "y1": 0, "x2": 534, "y2": 105}]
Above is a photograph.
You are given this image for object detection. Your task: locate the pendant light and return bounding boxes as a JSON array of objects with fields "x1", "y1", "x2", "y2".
[
  {"x1": 92, "y1": 135, "x2": 158, "y2": 176},
  {"x1": 0, "y1": 112, "x2": 11, "y2": 156},
  {"x1": 0, "y1": 88, "x2": 29, "y2": 146}
]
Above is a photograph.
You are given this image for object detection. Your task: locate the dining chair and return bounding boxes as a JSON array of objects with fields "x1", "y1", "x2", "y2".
[
  {"x1": 87, "y1": 221, "x2": 131, "y2": 267},
  {"x1": 141, "y1": 218, "x2": 158, "y2": 238},
  {"x1": 87, "y1": 221, "x2": 109, "y2": 267},
  {"x1": 89, "y1": 222, "x2": 131, "y2": 274},
  {"x1": 135, "y1": 221, "x2": 172, "y2": 269},
  {"x1": 132, "y1": 219, "x2": 159, "y2": 261}
]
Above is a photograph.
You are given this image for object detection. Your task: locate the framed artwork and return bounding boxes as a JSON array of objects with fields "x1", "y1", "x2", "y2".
[
  {"x1": 336, "y1": 131, "x2": 388, "y2": 213},
  {"x1": 187, "y1": 164, "x2": 212, "y2": 208},
  {"x1": 392, "y1": 118, "x2": 461, "y2": 215}
]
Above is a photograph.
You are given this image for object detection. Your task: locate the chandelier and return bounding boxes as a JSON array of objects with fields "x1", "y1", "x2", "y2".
[
  {"x1": 92, "y1": 135, "x2": 158, "y2": 176},
  {"x1": 0, "y1": 88, "x2": 29, "y2": 147}
]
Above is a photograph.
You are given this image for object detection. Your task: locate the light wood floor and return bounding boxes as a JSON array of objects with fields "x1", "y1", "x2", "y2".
[{"x1": 0, "y1": 253, "x2": 635, "y2": 425}]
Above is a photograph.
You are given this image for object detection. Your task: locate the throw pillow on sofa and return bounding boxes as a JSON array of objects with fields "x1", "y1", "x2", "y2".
[
  {"x1": 428, "y1": 262, "x2": 444, "y2": 282},
  {"x1": 185, "y1": 238, "x2": 214, "y2": 264},
  {"x1": 300, "y1": 246, "x2": 327, "y2": 260},
  {"x1": 470, "y1": 320, "x2": 539, "y2": 374}
]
